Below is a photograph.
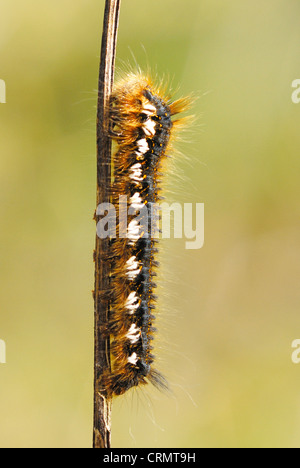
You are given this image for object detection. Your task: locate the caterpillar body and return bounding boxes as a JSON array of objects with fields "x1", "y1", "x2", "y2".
[{"x1": 102, "y1": 73, "x2": 189, "y2": 396}]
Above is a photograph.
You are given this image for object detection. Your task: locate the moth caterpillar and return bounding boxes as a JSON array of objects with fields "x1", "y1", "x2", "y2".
[{"x1": 101, "y1": 73, "x2": 189, "y2": 396}]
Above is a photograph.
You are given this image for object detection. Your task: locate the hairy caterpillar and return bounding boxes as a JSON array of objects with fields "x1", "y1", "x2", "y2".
[{"x1": 101, "y1": 73, "x2": 189, "y2": 396}]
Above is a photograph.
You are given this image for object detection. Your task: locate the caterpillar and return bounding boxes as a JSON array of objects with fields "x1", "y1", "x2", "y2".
[{"x1": 102, "y1": 73, "x2": 189, "y2": 396}]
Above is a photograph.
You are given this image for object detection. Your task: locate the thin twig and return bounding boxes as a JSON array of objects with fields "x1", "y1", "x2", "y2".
[{"x1": 93, "y1": 0, "x2": 121, "y2": 449}]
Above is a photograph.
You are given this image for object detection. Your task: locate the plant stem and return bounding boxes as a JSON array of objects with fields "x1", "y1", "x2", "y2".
[{"x1": 93, "y1": 0, "x2": 121, "y2": 449}]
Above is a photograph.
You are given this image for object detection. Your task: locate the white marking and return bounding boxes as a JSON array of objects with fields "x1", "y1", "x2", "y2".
[
  {"x1": 136, "y1": 139, "x2": 149, "y2": 155},
  {"x1": 127, "y1": 219, "x2": 142, "y2": 241},
  {"x1": 129, "y1": 163, "x2": 143, "y2": 183},
  {"x1": 126, "y1": 269, "x2": 141, "y2": 280},
  {"x1": 130, "y1": 192, "x2": 142, "y2": 204},
  {"x1": 0, "y1": 339, "x2": 6, "y2": 364},
  {"x1": 128, "y1": 352, "x2": 138, "y2": 365},
  {"x1": 126, "y1": 255, "x2": 141, "y2": 280},
  {"x1": 126, "y1": 256, "x2": 138, "y2": 269},
  {"x1": 127, "y1": 271, "x2": 141, "y2": 280},
  {"x1": 143, "y1": 103, "x2": 156, "y2": 115},
  {"x1": 126, "y1": 324, "x2": 141, "y2": 344},
  {"x1": 130, "y1": 192, "x2": 144, "y2": 210},
  {"x1": 131, "y1": 163, "x2": 142, "y2": 170},
  {"x1": 125, "y1": 291, "x2": 140, "y2": 314},
  {"x1": 143, "y1": 119, "x2": 156, "y2": 137}
]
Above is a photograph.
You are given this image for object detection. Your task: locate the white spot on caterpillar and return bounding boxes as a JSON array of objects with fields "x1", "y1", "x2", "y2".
[
  {"x1": 136, "y1": 139, "x2": 149, "y2": 155},
  {"x1": 143, "y1": 118, "x2": 156, "y2": 137},
  {"x1": 126, "y1": 255, "x2": 139, "y2": 269},
  {"x1": 126, "y1": 324, "x2": 141, "y2": 344},
  {"x1": 130, "y1": 192, "x2": 144, "y2": 210},
  {"x1": 129, "y1": 163, "x2": 143, "y2": 183},
  {"x1": 125, "y1": 291, "x2": 140, "y2": 314},
  {"x1": 131, "y1": 163, "x2": 142, "y2": 170},
  {"x1": 126, "y1": 256, "x2": 141, "y2": 280},
  {"x1": 143, "y1": 103, "x2": 156, "y2": 115},
  {"x1": 127, "y1": 219, "x2": 142, "y2": 242},
  {"x1": 126, "y1": 269, "x2": 141, "y2": 280},
  {"x1": 127, "y1": 352, "x2": 138, "y2": 365}
]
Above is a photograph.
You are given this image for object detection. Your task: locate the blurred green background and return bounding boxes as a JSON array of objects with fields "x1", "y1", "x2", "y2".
[{"x1": 1, "y1": 0, "x2": 300, "y2": 448}]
